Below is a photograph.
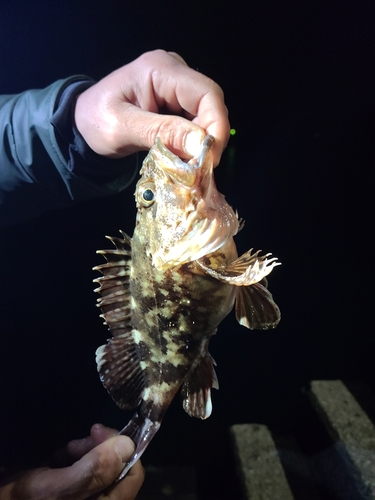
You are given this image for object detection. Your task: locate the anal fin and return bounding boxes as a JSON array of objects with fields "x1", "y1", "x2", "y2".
[{"x1": 181, "y1": 352, "x2": 219, "y2": 420}]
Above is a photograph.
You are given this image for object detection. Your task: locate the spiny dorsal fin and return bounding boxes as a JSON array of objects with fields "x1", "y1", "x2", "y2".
[
  {"x1": 94, "y1": 231, "x2": 145, "y2": 409},
  {"x1": 93, "y1": 231, "x2": 132, "y2": 337}
]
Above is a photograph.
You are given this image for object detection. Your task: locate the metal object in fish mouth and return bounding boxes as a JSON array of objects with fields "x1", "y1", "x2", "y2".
[{"x1": 93, "y1": 135, "x2": 281, "y2": 479}]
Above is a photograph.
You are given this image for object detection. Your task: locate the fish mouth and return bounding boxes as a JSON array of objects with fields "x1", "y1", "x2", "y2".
[
  {"x1": 153, "y1": 135, "x2": 215, "y2": 188},
  {"x1": 149, "y1": 136, "x2": 239, "y2": 269}
]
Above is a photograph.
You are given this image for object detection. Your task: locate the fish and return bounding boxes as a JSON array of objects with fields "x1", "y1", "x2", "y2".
[{"x1": 93, "y1": 135, "x2": 280, "y2": 479}]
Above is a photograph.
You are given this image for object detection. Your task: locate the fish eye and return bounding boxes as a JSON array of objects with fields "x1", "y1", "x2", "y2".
[
  {"x1": 138, "y1": 182, "x2": 156, "y2": 207},
  {"x1": 142, "y1": 189, "x2": 154, "y2": 202}
]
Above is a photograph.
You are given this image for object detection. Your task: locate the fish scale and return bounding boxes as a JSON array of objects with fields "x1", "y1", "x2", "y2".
[{"x1": 94, "y1": 135, "x2": 281, "y2": 479}]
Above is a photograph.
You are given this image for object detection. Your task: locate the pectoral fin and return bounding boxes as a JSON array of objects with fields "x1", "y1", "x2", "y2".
[
  {"x1": 197, "y1": 248, "x2": 281, "y2": 330},
  {"x1": 235, "y1": 282, "x2": 281, "y2": 329},
  {"x1": 181, "y1": 352, "x2": 219, "y2": 420},
  {"x1": 197, "y1": 248, "x2": 280, "y2": 286}
]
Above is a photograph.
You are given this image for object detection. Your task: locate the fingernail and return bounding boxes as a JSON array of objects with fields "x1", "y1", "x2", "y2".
[
  {"x1": 114, "y1": 436, "x2": 135, "y2": 463},
  {"x1": 184, "y1": 131, "x2": 203, "y2": 157}
]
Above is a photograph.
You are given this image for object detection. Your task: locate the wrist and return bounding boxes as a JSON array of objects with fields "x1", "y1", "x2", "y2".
[
  {"x1": 74, "y1": 89, "x2": 96, "y2": 153},
  {"x1": 74, "y1": 85, "x2": 123, "y2": 158}
]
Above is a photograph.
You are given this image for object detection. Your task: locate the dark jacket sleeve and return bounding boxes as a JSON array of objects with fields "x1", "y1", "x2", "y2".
[{"x1": 0, "y1": 76, "x2": 137, "y2": 227}]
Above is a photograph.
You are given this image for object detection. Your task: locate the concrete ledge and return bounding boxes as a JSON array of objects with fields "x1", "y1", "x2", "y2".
[
  {"x1": 230, "y1": 423, "x2": 294, "y2": 499},
  {"x1": 136, "y1": 380, "x2": 375, "y2": 499},
  {"x1": 229, "y1": 381, "x2": 375, "y2": 499},
  {"x1": 310, "y1": 380, "x2": 375, "y2": 499}
]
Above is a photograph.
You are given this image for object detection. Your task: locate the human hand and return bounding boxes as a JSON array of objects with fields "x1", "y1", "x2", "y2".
[
  {"x1": 0, "y1": 424, "x2": 144, "y2": 500},
  {"x1": 74, "y1": 49, "x2": 230, "y2": 166}
]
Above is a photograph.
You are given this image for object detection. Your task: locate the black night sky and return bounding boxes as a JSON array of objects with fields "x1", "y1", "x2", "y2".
[{"x1": 0, "y1": 1, "x2": 374, "y2": 498}]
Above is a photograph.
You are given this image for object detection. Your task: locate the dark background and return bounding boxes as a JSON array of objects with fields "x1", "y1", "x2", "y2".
[{"x1": 0, "y1": 1, "x2": 374, "y2": 497}]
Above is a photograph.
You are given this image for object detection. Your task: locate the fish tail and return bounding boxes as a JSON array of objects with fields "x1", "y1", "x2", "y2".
[{"x1": 116, "y1": 407, "x2": 162, "y2": 480}]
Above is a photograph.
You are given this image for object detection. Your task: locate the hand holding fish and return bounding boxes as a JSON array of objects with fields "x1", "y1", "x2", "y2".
[
  {"x1": 75, "y1": 49, "x2": 230, "y2": 166},
  {"x1": 0, "y1": 424, "x2": 144, "y2": 500}
]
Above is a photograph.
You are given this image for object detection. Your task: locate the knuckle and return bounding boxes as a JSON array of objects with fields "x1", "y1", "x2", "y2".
[{"x1": 138, "y1": 49, "x2": 168, "y2": 67}]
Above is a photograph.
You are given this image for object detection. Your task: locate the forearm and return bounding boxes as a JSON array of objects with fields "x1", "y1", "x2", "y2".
[{"x1": 0, "y1": 77, "x2": 136, "y2": 227}]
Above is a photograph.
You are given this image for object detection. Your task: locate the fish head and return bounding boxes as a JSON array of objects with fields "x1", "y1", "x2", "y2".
[{"x1": 134, "y1": 135, "x2": 239, "y2": 269}]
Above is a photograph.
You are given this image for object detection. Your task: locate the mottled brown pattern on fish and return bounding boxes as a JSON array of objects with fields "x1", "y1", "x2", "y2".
[
  {"x1": 128, "y1": 235, "x2": 235, "y2": 395},
  {"x1": 94, "y1": 135, "x2": 281, "y2": 480}
]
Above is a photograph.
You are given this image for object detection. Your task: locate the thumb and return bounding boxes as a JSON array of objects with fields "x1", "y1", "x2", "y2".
[
  {"x1": 67, "y1": 435, "x2": 135, "y2": 498},
  {"x1": 137, "y1": 111, "x2": 206, "y2": 159},
  {"x1": 110, "y1": 105, "x2": 206, "y2": 160}
]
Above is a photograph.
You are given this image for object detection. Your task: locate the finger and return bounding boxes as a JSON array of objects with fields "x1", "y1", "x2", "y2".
[
  {"x1": 94, "y1": 459, "x2": 145, "y2": 500},
  {"x1": 121, "y1": 50, "x2": 230, "y2": 164},
  {"x1": 13, "y1": 436, "x2": 135, "y2": 500},
  {"x1": 125, "y1": 459, "x2": 145, "y2": 497},
  {"x1": 166, "y1": 51, "x2": 188, "y2": 66},
  {"x1": 67, "y1": 436, "x2": 95, "y2": 460},
  {"x1": 112, "y1": 110, "x2": 227, "y2": 167},
  {"x1": 145, "y1": 51, "x2": 230, "y2": 164},
  {"x1": 68, "y1": 435, "x2": 136, "y2": 498},
  {"x1": 67, "y1": 424, "x2": 119, "y2": 460},
  {"x1": 90, "y1": 423, "x2": 118, "y2": 446},
  {"x1": 0, "y1": 456, "x2": 144, "y2": 500},
  {"x1": 111, "y1": 104, "x2": 207, "y2": 159}
]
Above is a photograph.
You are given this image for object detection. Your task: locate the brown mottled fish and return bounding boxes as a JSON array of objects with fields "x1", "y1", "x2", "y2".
[{"x1": 93, "y1": 135, "x2": 280, "y2": 479}]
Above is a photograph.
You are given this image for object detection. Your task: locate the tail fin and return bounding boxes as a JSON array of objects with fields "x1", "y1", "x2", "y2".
[{"x1": 116, "y1": 410, "x2": 161, "y2": 480}]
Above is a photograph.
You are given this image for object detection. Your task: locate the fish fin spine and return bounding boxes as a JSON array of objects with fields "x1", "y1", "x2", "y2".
[{"x1": 94, "y1": 231, "x2": 133, "y2": 337}]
